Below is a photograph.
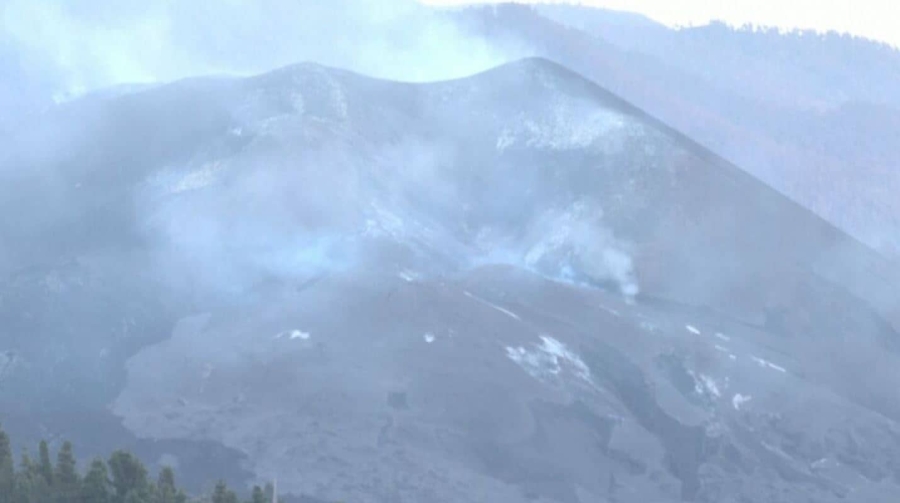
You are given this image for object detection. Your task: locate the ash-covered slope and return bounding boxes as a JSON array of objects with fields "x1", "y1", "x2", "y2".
[
  {"x1": 3, "y1": 58, "x2": 900, "y2": 502},
  {"x1": 457, "y1": 4, "x2": 900, "y2": 258}
]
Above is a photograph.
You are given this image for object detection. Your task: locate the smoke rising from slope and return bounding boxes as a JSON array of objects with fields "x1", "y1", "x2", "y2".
[
  {"x1": 136, "y1": 140, "x2": 370, "y2": 296},
  {"x1": 518, "y1": 201, "x2": 640, "y2": 300}
]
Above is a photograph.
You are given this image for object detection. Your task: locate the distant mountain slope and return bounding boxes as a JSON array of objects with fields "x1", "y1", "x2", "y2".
[
  {"x1": 3, "y1": 58, "x2": 900, "y2": 502},
  {"x1": 536, "y1": 6, "x2": 900, "y2": 109},
  {"x1": 457, "y1": 4, "x2": 900, "y2": 257}
]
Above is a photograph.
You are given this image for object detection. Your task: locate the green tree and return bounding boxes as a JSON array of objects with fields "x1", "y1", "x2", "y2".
[
  {"x1": 55, "y1": 441, "x2": 80, "y2": 503},
  {"x1": 155, "y1": 467, "x2": 175, "y2": 503},
  {"x1": 14, "y1": 450, "x2": 51, "y2": 503},
  {"x1": 0, "y1": 428, "x2": 307, "y2": 503},
  {"x1": 38, "y1": 441, "x2": 54, "y2": 488},
  {"x1": 123, "y1": 490, "x2": 148, "y2": 503},
  {"x1": 15, "y1": 451, "x2": 35, "y2": 503},
  {"x1": 0, "y1": 425, "x2": 15, "y2": 503},
  {"x1": 154, "y1": 467, "x2": 187, "y2": 503},
  {"x1": 211, "y1": 481, "x2": 238, "y2": 503},
  {"x1": 80, "y1": 459, "x2": 112, "y2": 503},
  {"x1": 250, "y1": 486, "x2": 266, "y2": 503},
  {"x1": 156, "y1": 468, "x2": 176, "y2": 493},
  {"x1": 108, "y1": 451, "x2": 148, "y2": 503},
  {"x1": 262, "y1": 483, "x2": 278, "y2": 503}
]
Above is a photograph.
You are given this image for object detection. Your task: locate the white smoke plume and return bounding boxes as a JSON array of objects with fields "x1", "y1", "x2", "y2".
[{"x1": 0, "y1": 0, "x2": 518, "y2": 103}]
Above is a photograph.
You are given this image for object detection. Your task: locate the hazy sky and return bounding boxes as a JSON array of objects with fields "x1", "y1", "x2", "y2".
[
  {"x1": 0, "y1": 0, "x2": 516, "y2": 99},
  {"x1": 3, "y1": 0, "x2": 898, "y2": 104},
  {"x1": 422, "y1": 0, "x2": 900, "y2": 48}
]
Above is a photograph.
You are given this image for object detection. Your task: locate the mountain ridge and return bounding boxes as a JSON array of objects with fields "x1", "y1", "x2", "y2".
[
  {"x1": 3, "y1": 56, "x2": 900, "y2": 502},
  {"x1": 455, "y1": 4, "x2": 900, "y2": 257}
]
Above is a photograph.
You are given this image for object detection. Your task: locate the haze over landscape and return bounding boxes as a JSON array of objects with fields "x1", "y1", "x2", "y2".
[
  {"x1": 425, "y1": 0, "x2": 900, "y2": 48},
  {"x1": 1, "y1": 1, "x2": 899, "y2": 502}
]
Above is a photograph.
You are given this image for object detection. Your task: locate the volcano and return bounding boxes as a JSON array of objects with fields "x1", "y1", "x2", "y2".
[{"x1": 2, "y1": 58, "x2": 900, "y2": 502}]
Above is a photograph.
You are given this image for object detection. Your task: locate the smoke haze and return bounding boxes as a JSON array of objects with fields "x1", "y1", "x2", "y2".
[{"x1": 1, "y1": 0, "x2": 522, "y2": 104}]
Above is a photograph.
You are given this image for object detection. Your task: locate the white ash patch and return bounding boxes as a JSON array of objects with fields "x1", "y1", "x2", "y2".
[
  {"x1": 464, "y1": 291, "x2": 521, "y2": 321},
  {"x1": 150, "y1": 160, "x2": 224, "y2": 195},
  {"x1": 506, "y1": 336, "x2": 591, "y2": 384},
  {"x1": 275, "y1": 329, "x2": 311, "y2": 341},
  {"x1": 732, "y1": 394, "x2": 752, "y2": 410},
  {"x1": 689, "y1": 371, "x2": 722, "y2": 399},
  {"x1": 598, "y1": 304, "x2": 621, "y2": 317},
  {"x1": 714, "y1": 345, "x2": 738, "y2": 361},
  {"x1": 398, "y1": 270, "x2": 419, "y2": 283},
  {"x1": 750, "y1": 355, "x2": 787, "y2": 373}
]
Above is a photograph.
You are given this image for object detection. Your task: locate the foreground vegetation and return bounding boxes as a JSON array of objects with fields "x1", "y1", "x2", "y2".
[{"x1": 0, "y1": 424, "x2": 275, "y2": 503}]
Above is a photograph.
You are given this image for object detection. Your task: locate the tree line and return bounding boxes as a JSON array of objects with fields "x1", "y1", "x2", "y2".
[{"x1": 0, "y1": 424, "x2": 277, "y2": 503}]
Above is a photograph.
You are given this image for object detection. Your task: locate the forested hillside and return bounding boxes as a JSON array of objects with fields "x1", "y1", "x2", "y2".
[{"x1": 0, "y1": 424, "x2": 277, "y2": 503}]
